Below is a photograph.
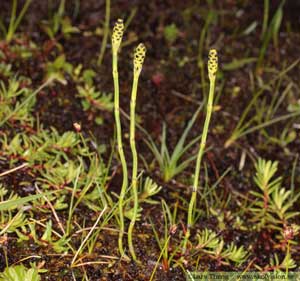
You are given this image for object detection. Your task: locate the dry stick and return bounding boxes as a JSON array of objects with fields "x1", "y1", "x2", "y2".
[
  {"x1": 14, "y1": 255, "x2": 42, "y2": 265},
  {"x1": 71, "y1": 205, "x2": 107, "y2": 266},
  {"x1": 0, "y1": 163, "x2": 29, "y2": 177},
  {"x1": 0, "y1": 208, "x2": 27, "y2": 236},
  {"x1": 183, "y1": 49, "x2": 218, "y2": 252},
  {"x1": 29, "y1": 218, "x2": 75, "y2": 252},
  {"x1": 111, "y1": 19, "x2": 130, "y2": 260},
  {"x1": 35, "y1": 183, "x2": 65, "y2": 235},
  {"x1": 127, "y1": 43, "x2": 146, "y2": 262}
]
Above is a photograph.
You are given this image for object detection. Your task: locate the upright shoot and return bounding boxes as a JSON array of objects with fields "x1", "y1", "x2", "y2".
[
  {"x1": 127, "y1": 43, "x2": 146, "y2": 261},
  {"x1": 184, "y1": 49, "x2": 218, "y2": 251},
  {"x1": 111, "y1": 19, "x2": 129, "y2": 259}
]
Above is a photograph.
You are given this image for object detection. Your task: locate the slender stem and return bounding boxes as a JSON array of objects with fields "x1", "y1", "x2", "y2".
[
  {"x1": 261, "y1": 0, "x2": 269, "y2": 39},
  {"x1": 150, "y1": 236, "x2": 171, "y2": 281},
  {"x1": 225, "y1": 105, "x2": 300, "y2": 148},
  {"x1": 97, "y1": 0, "x2": 110, "y2": 66},
  {"x1": 239, "y1": 110, "x2": 300, "y2": 138},
  {"x1": 7, "y1": 0, "x2": 32, "y2": 43},
  {"x1": 184, "y1": 75, "x2": 216, "y2": 251},
  {"x1": 112, "y1": 51, "x2": 129, "y2": 259},
  {"x1": 66, "y1": 163, "x2": 82, "y2": 236},
  {"x1": 0, "y1": 163, "x2": 29, "y2": 177},
  {"x1": 197, "y1": 11, "x2": 213, "y2": 99},
  {"x1": 71, "y1": 206, "x2": 107, "y2": 266},
  {"x1": 12, "y1": 0, "x2": 32, "y2": 35},
  {"x1": 128, "y1": 76, "x2": 139, "y2": 261},
  {"x1": 6, "y1": 0, "x2": 17, "y2": 42}
]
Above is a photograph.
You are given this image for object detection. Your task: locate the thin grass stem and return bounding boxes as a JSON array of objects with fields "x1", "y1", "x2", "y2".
[{"x1": 97, "y1": 0, "x2": 110, "y2": 66}]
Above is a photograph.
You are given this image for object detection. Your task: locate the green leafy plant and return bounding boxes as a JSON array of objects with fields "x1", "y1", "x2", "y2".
[
  {"x1": 0, "y1": 78, "x2": 52, "y2": 128},
  {"x1": 71, "y1": 64, "x2": 114, "y2": 124},
  {"x1": 25, "y1": 220, "x2": 70, "y2": 253},
  {"x1": 145, "y1": 105, "x2": 202, "y2": 182},
  {"x1": 0, "y1": 63, "x2": 13, "y2": 77},
  {"x1": 0, "y1": 188, "x2": 57, "y2": 213},
  {"x1": 150, "y1": 200, "x2": 179, "y2": 272},
  {"x1": 194, "y1": 228, "x2": 248, "y2": 266},
  {"x1": 0, "y1": 77, "x2": 35, "y2": 126},
  {"x1": 45, "y1": 55, "x2": 73, "y2": 85},
  {"x1": 0, "y1": 125, "x2": 108, "y2": 222},
  {"x1": 0, "y1": 128, "x2": 89, "y2": 166},
  {"x1": 224, "y1": 60, "x2": 300, "y2": 148},
  {"x1": 123, "y1": 175, "x2": 162, "y2": 221},
  {"x1": 164, "y1": 24, "x2": 179, "y2": 45},
  {"x1": 196, "y1": 228, "x2": 220, "y2": 251},
  {"x1": 220, "y1": 242, "x2": 248, "y2": 265},
  {"x1": 41, "y1": 0, "x2": 78, "y2": 39},
  {"x1": 250, "y1": 158, "x2": 300, "y2": 231},
  {"x1": 9, "y1": 40, "x2": 37, "y2": 59},
  {"x1": 0, "y1": 185, "x2": 28, "y2": 235},
  {"x1": 255, "y1": 253, "x2": 296, "y2": 272},
  {"x1": 0, "y1": 75, "x2": 53, "y2": 127},
  {"x1": 138, "y1": 176, "x2": 162, "y2": 204},
  {"x1": 0, "y1": 264, "x2": 41, "y2": 281},
  {"x1": 77, "y1": 84, "x2": 113, "y2": 125},
  {"x1": 72, "y1": 64, "x2": 96, "y2": 85}
]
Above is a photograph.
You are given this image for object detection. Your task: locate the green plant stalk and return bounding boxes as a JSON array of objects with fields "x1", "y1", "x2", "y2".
[
  {"x1": 97, "y1": 0, "x2": 110, "y2": 66},
  {"x1": 261, "y1": 0, "x2": 269, "y2": 39},
  {"x1": 112, "y1": 49, "x2": 129, "y2": 259},
  {"x1": 66, "y1": 163, "x2": 82, "y2": 236},
  {"x1": 6, "y1": 0, "x2": 17, "y2": 42},
  {"x1": 286, "y1": 240, "x2": 290, "y2": 276},
  {"x1": 71, "y1": 205, "x2": 107, "y2": 267},
  {"x1": 198, "y1": 11, "x2": 213, "y2": 100},
  {"x1": 184, "y1": 67, "x2": 217, "y2": 251},
  {"x1": 0, "y1": 190, "x2": 58, "y2": 211},
  {"x1": 53, "y1": 0, "x2": 65, "y2": 35},
  {"x1": 150, "y1": 235, "x2": 171, "y2": 281},
  {"x1": 127, "y1": 43, "x2": 146, "y2": 261},
  {"x1": 256, "y1": 0, "x2": 285, "y2": 71},
  {"x1": 189, "y1": 75, "x2": 216, "y2": 223},
  {"x1": 127, "y1": 75, "x2": 140, "y2": 261},
  {"x1": 6, "y1": 0, "x2": 32, "y2": 43}
]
